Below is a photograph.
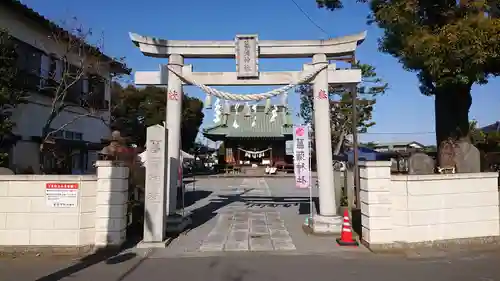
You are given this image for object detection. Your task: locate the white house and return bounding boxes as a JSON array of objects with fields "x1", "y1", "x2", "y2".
[
  {"x1": 373, "y1": 141, "x2": 426, "y2": 153},
  {"x1": 0, "y1": 1, "x2": 129, "y2": 173}
]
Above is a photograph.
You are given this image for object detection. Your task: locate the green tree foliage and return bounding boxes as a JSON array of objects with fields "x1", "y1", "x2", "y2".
[
  {"x1": 361, "y1": 141, "x2": 378, "y2": 149},
  {"x1": 0, "y1": 29, "x2": 27, "y2": 167},
  {"x1": 298, "y1": 62, "x2": 387, "y2": 154},
  {"x1": 316, "y1": 0, "x2": 500, "y2": 152},
  {"x1": 469, "y1": 119, "x2": 500, "y2": 151},
  {"x1": 111, "y1": 85, "x2": 204, "y2": 152}
]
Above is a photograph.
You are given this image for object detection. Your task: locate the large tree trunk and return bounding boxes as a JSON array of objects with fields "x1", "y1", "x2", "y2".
[{"x1": 434, "y1": 83, "x2": 472, "y2": 167}]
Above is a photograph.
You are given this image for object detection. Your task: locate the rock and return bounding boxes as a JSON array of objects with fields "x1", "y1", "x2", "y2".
[
  {"x1": 0, "y1": 167, "x2": 14, "y2": 175},
  {"x1": 408, "y1": 152, "x2": 435, "y2": 175},
  {"x1": 454, "y1": 141, "x2": 481, "y2": 173}
]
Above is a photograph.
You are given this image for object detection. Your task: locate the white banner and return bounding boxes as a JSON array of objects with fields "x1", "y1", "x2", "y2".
[{"x1": 293, "y1": 125, "x2": 311, "y2": 189}]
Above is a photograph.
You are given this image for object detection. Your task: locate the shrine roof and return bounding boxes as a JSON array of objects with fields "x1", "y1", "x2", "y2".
[{"x1": 203, "y1": 105, "x2": 293, "y2": 141}]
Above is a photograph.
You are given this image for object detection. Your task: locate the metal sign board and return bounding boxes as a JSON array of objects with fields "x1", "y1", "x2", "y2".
[{"x1": 45, "y1": 183, "x2": 79, "y2": 208}]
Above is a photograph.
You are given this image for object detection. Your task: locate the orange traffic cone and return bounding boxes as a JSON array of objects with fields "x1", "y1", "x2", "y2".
[{"x1": 336, "y1": 209, "x2": 358, "y2": 246}]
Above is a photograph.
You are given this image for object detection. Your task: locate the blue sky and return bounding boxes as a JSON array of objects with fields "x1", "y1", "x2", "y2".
[{"x1": 22, "y1": 0, "x2": 500, "y2": 145}]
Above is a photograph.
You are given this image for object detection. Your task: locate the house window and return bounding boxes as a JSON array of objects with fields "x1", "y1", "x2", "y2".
[
  {"x1": 82, "y1": 76, "x2": 89, "y2": 95},
  {"x1": 39, "y1": 54, "x2": 51, "y2": 88},
  {"x1": 50, "y1": 128, "x2": 83, "y2": 141},
  {"x1": 64, "y1": 131, "x2": 74, "y2": 140},
  {"x1": 50, "y1": 56, "x2": 63, "y2": 82},
  {"x1": 50, "y1": 129, "x2": 64, "y2": 139}
]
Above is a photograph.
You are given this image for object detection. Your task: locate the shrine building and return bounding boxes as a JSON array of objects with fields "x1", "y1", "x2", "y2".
[{"x1": 203, "y1": 105, "x2": 293, "y2": 170}]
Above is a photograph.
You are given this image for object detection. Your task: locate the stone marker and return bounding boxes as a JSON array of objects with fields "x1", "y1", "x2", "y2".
[
  {"x1": 454, "y1": 141, "x2": 481, "y2": 173},
  {"x1": 408, "y1": 152, "x2": 435, "y2": 175},
  {"x1": 140, "y1": 124, "x2": 168, "y2": 247}
]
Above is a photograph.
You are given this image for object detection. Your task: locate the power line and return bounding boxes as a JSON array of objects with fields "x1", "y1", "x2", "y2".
[{"x1": 289, "y1": 0, "x2": 330, "y2": 36}]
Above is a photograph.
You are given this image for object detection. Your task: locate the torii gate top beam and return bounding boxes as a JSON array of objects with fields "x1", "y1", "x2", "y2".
[{"x1": 129, "y1": 31, "x2": 366, "y2": 59}]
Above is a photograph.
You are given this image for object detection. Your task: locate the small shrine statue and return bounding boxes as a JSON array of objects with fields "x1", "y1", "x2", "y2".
[{"x1": 99, "y1": 130, "x2": 126, "y2": 160}]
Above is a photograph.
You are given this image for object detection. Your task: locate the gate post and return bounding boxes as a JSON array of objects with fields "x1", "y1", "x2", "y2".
[
  {"x1": 311, "y1": 54, "x2": 342, "y2": 233},
  {"x1": 165, "y1": 54, "x2": 184, "y2": 215}
]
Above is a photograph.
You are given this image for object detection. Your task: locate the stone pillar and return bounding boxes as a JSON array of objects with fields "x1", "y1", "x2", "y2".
[
  {"x1": 359, "y1": 161, "x2": 393, "y2": 247},
  {"x1": 94, "y1": 160, "x2": 129, "y2": 247},
  {"x1": 141, "y1": 125, "x2": 168, "y2": 245},
  {"x1": 333, "y1": 170, "x2": 343, "y2": 213},
  {"x1": 312, "y1": 54, "x2": 337, "y2": 216},
  {"x1": 165, "y1": 54, "x2": 184, "y2": 215}
]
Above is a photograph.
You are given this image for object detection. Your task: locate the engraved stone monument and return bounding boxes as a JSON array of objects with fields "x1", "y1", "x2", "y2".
[
  {"x1": 408, "y1": 152, "x2": 435, "y2": 175},
  {"x1": 139, "y1": 125, "x2": 169, "y2": 247},
  {"x1": 454, "y1": 141, "x2": 481, "y2": 173}
]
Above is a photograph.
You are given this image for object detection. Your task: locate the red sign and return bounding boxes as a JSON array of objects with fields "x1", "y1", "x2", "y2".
[
  {"x1": 168, "y1": 90, "x2": 179, "y2": 101},
  {"x1": 46, "y1": 183, "x2": 79, "y2": 189},
  {"x1": 295, "y1": 127, "x2": 305, "y2": 137},
  {"x1": 317, "y1": 90, "x2": 328, "y2": 100}
]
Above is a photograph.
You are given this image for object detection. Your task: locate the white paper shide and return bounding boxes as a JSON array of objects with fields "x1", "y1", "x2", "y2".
[{"x1": 293, "y1": 125, "x2": 311, "y2": 188}]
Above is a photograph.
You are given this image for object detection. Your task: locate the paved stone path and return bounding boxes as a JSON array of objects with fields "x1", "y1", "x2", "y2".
[
  {"x1": 199, "y1": 178, "x2": 296, "y2": 252},
  {"x1": 150, "y1": 177, "x2": 367, "y2": 257},
  {"x1": 199, "y1": 210, "x2": 296, "y2": 252}
]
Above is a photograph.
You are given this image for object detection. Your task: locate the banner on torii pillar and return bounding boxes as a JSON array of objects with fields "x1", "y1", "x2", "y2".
[{"x1": 293, "y1": 125, "x2": 311, "y2": 189}]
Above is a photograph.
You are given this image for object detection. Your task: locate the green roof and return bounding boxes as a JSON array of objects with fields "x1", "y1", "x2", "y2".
[{"x1": 203, "y1": 105, "x2": 293, "y2": 140}]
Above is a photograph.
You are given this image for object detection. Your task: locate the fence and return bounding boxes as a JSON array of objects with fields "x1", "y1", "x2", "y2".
[{"x1": 0, "y1": 161, "x2": 129, "y2": 252}]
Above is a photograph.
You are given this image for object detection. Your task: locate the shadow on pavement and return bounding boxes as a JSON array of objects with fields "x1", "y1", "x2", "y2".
[
  {"x1": 180, "y1": 190, "x2": 213, "y2": 208},
  {"x1": 34, "y1": 241, "x2": 139, "y2": 281},
  {"x1": 351, "y1": 208, "x2": 362, "y2": 237},
  {"x1": 183, "y1": 190, "x2": 319, "y2": 235}
]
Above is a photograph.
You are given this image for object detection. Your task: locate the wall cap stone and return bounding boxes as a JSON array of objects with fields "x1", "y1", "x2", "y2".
[
  {"x1": 0, "y1": 175, "x2": 97, "y2": 181},
  {"x1": 391, "y1": 172, "x2": 498, "y2": 181},
  {"x1": 359, "y1": 161, "x2": 392, "y2": 168},
  {"x1": 95, "y1": 160, "x2": 126, "y2": 167}
]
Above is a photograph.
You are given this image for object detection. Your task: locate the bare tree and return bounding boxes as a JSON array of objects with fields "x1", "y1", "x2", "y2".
[{"x1": 35, "y1": 18, "x2": 128, "y2": 173}]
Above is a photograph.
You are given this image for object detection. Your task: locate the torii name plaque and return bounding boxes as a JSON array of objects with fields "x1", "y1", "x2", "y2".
[{"x1": 235, "y1": 34, "x2": 259, "y2": 79}]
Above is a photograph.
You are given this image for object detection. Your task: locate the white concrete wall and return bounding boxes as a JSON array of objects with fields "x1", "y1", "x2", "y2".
[
  {"x1": 360, "y1": 161, "x2": 500, "y2": 247},
  {"x1": 0, "y1": 161, "x2": 128, "y2": 248}
]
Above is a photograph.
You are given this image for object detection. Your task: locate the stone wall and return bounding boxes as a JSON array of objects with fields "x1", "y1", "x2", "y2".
[
  {"x1": 0, "y1": 161, "x2": 128, "y2": 250},
  {"x1": 360, "y1": 161, "x2": 500, "y2": 249}
]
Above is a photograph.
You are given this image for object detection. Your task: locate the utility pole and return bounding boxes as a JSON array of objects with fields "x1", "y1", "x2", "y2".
[{"x1": 351, "y1": 85, "x2": 360, "y2": 209}]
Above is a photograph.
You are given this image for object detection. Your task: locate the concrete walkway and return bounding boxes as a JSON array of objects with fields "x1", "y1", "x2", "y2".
[{"x1": 151, "y1": 177, "x2": 366, "y2": 258}]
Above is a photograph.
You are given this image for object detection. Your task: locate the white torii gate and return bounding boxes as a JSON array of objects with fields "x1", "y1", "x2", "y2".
[{"x1": 130, "y1": 32, "x2": 365, "y2": 245}]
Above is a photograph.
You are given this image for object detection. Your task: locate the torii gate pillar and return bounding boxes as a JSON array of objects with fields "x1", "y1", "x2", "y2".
[
  {"x1": 312, "y1": 54, "x2": 337, "y2": 216},
  {"x1": 165, "y1": 54, "x2": 184, "y2": 215},
  {"x1": 310, "y1": 54, "x2": 343, "y2": 233}
]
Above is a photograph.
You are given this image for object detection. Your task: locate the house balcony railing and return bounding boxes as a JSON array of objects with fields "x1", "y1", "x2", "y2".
[{"x1": 15, "y1": 70, "x2": 109, "y2": 110}]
